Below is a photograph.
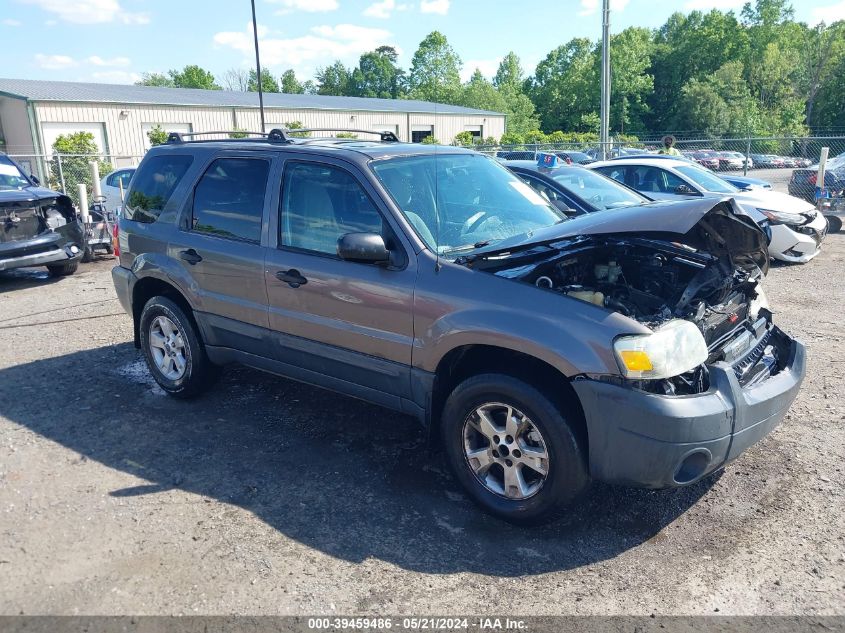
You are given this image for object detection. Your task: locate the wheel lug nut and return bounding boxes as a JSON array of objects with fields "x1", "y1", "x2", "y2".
[{"x1": 506, "y1": 435, "x2": 514, "y2": 444}]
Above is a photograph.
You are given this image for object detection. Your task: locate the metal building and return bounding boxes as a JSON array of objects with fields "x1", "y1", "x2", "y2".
[{"x1": 0, "y1": 77, "x2": 505, "y2": 179}]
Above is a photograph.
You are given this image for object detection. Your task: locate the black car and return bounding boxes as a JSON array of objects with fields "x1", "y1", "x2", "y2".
[
  {"x1": 789, "y1": 166, "x2": 845, "y2": 203},
  {"x1": 502, "y1": 159, "x2": 650, "y2": 216},
  {"x1": 0, "y1": 153, "x2": 84, "y2": 276}
]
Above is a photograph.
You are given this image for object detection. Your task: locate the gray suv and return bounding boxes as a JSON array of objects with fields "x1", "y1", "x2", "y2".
[{"x1": 112, "y1": 130, "x2": 805, "y2": 524}]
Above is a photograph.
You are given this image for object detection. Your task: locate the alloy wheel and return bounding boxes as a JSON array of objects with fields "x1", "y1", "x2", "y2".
[
  {"x1": 462, "y1": 402, "x2": 550, "y2": 500},
  {"x1": 148, "y1": 315, "x2": 188, "y2": 381}
]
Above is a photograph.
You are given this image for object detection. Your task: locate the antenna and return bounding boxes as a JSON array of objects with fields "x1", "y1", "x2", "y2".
[
  {"x1": 434, "y1": 97, "x2": 441, "y2": 273},
  {"x1": 250, "y1": 0, "x2": 266, "y2": 134}
]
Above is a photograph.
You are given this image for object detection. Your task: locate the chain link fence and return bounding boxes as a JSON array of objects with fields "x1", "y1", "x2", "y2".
[
  {"x1": 471, "y1": 136, "x2": 845, "y2": 201},
  {"x1": 8, "y1": 153, "x2": 143, "y2": 205}
]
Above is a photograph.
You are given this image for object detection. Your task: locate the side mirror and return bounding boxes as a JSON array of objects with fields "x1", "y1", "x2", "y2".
[
  {"x1": 29, "y1": 174, "x2": 40, "y2": 186},
  {"x1": 337, "y1": 232, "x2": 390, "y2": 265},
  {"x1": 674, "y1": 184, "x2": 696, "y2": 195}
]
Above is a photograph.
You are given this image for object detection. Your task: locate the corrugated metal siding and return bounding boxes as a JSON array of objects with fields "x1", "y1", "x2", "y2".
[{"x1": 30, "y1": 101, "x2": 507, "y2": 155}]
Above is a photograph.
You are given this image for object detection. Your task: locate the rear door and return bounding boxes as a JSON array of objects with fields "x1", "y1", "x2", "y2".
[
  {"x1": 263, "y1": 155, "x2": 417, "y2": 410},
  {"x1": 170, "y1": 151, "x2": 277, "y2": 356}
]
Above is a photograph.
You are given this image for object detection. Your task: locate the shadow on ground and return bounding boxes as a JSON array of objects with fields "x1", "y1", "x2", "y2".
[
  {"x1": 0, "y1": 268, "x2": 62, "y2": 294},
  {"x1": 0, "y1": 344, "x2": 718, "y2": 576}
]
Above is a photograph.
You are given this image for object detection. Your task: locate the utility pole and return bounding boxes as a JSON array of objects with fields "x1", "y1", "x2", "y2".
[
  {"x1": 600, "y1": 0, "x2": 611, "y2": 160},
  {"x1": 250, "y1": 0, "x2": 265, "y2": 133}
]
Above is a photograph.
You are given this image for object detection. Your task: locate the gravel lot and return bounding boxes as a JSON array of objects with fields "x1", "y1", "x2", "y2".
[{"x1": 0, "y1": 232, "x2": 843, "y2": 616}]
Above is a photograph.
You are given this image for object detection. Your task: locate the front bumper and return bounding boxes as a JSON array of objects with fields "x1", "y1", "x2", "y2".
[
  {"x1": 768, "y1": 213, "x2": 828, "y2": 263},
  {"x1": 572, "y1": 330, "x2": 805, "y2": 488},
  {"x1": 0, "y1": 228, "x2": 85, "y2": 271}
]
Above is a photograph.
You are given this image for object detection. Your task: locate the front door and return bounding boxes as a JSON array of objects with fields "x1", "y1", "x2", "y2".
[{"x1": 264, "y1": 157, "x2": 417, "y2": 409}]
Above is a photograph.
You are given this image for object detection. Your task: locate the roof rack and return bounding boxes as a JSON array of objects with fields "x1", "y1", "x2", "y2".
[
  {"x1": 165, "y1": 129, "x2": 293, "y2": 144},
  {"x1": 293, "y1": 128, "x2": 401, "y2": 143},
  {"x1": 164, "y1": 127, "x2": 401, "y2": 145}
]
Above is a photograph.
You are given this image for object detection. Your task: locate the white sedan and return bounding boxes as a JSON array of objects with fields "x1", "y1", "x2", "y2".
[
  {"x1": 589, "y1": 158, "x2": 828, "y2": 264},
  {"x1": 99, "y1": 167, "x2": 135, "y2": 214}
]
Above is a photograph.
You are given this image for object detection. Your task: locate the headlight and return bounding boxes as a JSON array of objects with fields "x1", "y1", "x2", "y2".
[
  {"x1": 757, "y1": 208, "x2": 804, "y2": 225},
  {"x1": 613, "y1": 319, "x2": 708, "y2": 380}
]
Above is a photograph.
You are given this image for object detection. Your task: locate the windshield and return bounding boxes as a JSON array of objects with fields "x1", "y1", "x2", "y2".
[
  {"x1": 0, "y1": 156, "x2": 31, "y2": 190},
  {"x1": 371, "y1": 153, "x2": 564, "y2": 255},
  {"x1": 551, "y1": 167, "x2": 647, "y2": 211},
  {"x1": 675, "y1": 165, "x2": 738, "y2": 194}
]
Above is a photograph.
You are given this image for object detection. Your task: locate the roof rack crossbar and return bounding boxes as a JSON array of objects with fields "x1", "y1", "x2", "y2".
[
  {"x1": 165, "y1": 129, "x2": 292, "y2": 144},
  {"x1": 289, "y1": 128, "x2": 401, "y2": 142}
]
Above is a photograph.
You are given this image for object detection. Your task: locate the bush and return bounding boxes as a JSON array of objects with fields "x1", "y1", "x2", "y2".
[
  {"x1": 500, "y1": 131, "x2": 524, "y2": 145},
  {"x1": 420, "y1": 135, "x2": 440, "y2": 145},
  {"x1": 147, "y1": 125, "x2": 168, "y2": 146},
  {"x1": 454, "y1": 131, "x2": 475, "y2": 146},
  {"x1": 50, "y1": 132, "x2": 112, "y2": 206},
  {"x1": 336, "y1": 132, "x2": 358, "y2": 139},
  {"x1": 229, "y1": 127, "x2": 249, "y2": 139},
  {"x1": 284, "y1": 121, "x2": 311, "y2": 138}
]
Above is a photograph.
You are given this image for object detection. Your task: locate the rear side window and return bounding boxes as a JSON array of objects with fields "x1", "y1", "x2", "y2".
[
  {"x1": 124, "y1": 155, "x2": 192, "y2": 223},
  {"x1": 191, "y1": 157, "x2": 269, "y2": 244}
]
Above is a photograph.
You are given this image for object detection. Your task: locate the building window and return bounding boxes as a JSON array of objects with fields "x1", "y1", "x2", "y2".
[
  {"x1": 411, "y1": 126, "x2": 433, "y2": 143},
  {"x1": 464, "y1": 125, "x2": 483, "y2": 141}
]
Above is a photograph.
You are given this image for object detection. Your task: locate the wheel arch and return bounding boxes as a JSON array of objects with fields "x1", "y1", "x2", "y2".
[
  {"x1": 429, "y1": 344, "x2": 588, "y2": 458},
  {"x1": 131, "y1": 276, "x2": 198, "y2": 348}
]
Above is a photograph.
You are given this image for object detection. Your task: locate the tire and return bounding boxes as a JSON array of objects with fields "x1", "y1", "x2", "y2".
[
  {"x1": 139, "y1": 296, "x2": 217, "y2": 399},
  {"x1": 46, "y1": 261, "x2": 78, "y2": 277},
  {"x1": 826, "y1": 215, "x2": 842, "y2": 233},
  {"x1": 440, "y1": 373, "x2": 589, "y2": 525},
  {"x1": 81, "y1": 245, "x2": 95, "y2": 263}
]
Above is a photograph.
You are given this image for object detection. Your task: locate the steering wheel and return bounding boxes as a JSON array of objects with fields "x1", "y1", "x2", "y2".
[
  {"x1": 588, "y1": 193, "x2": 604, "y2": 205},
  {"x1": 461, "y1": 211, "x2": 488, "y2": 237}
]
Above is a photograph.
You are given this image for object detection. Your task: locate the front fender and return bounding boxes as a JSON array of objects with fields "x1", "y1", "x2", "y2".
[
  {"x1": 130, "y1": 251, "x2": 200, "y2": 310},
  {"x1": 413, "y1": 259, "x2": 649, "y2": 377}
]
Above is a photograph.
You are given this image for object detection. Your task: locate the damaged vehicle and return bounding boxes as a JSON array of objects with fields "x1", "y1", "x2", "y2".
[
  {"x1": 0, "y1": 153, "x2": 84, "y2": 276},
  {"x1": 113, "y1": 136, "x2": 805, "y2": 524}
]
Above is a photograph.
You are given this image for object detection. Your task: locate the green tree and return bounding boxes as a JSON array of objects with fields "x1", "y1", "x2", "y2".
[
  {"x1": 350, "y1": 47, "x2": 405, "y2": 98},
  {"x1": 284, "y1": 121, "x2": 310, "y2": 137},
  {"x1": 460, "y1": 69, "x2": 508, "y2": 113},
  {"x1": 526, "y1": 38, "x2": 598, "y2": 133},
  {"x1": 136, "y1": 72, "x2": 173, "y2": 87},
  {"x1": 315, "y1": 61, "x2": 351, "y2": 96},
  {"x1": 248, "y1": 70, "x2": 280, "y2": 93},
  {"x1": 493, "y1": 53, "x2": 540, "y2": 136},
  {"x1": 168, "y1": 65, "x2": 221, "y2": 90},
  {"x1": 407, "y1": 31, "x2": 462, "y2": 104},
  {"x1": 798, "y1": 21, "x2": 845, "y2": 129},
  {"x1": 146, "y1": 125, "x2": 169, "y2": 146},
  {"x1": 50, "y1": 132, "x2": 112, "y2": 205},
  {"x1": 280, "y1": 69, "x2": 305, "y2": 94},
  {"x1": 606, "y1": 27, "x2": 654, "y2": 134}
]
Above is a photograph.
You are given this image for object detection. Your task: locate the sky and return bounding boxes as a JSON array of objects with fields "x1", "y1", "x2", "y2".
[{"x1": 3, "y1": 0, "x2": 845, "y2": 87}]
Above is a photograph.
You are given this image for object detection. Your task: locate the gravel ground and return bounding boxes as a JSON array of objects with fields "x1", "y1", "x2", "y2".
[{"x1": 0, "y1": 235, "x2": 843, "y2": 616}]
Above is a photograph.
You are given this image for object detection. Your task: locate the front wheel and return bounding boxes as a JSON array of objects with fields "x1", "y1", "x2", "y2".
[
  {"x1": 46, "y1": 261, "x2": 78, "y2": 276},
  {"x1": 826, "y1": 215, "x2": 842, "y2": 233},
  {"x1": 440, "y1": 373, "x2": 588, "y2": 525},
  {"x1": 139, "y1": 296, "x2": 217, "y2": 398}
]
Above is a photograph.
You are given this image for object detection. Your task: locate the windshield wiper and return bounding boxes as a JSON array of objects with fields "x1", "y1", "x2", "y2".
[{"x1": 440, "y1": 240, "x2": 494, "y2": 256}]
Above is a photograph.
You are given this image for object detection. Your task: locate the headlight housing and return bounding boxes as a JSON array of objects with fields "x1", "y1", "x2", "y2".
[
  {"x1": 614, "y1": 319, "x2": 708, "y2": 380},
  {"x1": 758, "y1": 208, "x2": 804, "y2": 225}
]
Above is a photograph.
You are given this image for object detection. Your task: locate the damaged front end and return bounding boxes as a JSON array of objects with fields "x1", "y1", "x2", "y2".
[
  {"x1": 0, "y1": 190, "x2": 84, "y2": 272},
  {"x1": 462, "y1": 200, "x2": 792, "y2": 396}
]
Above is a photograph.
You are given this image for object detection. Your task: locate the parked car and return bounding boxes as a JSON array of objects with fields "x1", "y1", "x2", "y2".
[
  {"x1": 716, "y1": 151, "x2": 745, "y2": 171},
  {"x1": 788, "y1": 166, "x2": 845, "y2": 203},
  {"x1": 0, "y1": 152, "x2": 85, "y2": 276},
  {"x1": 686, "y1": 151, "x2": 720, "y2": 171},
  {"x1": 100, "y1": 167, "x2": 135, "y2": 214},
  {"x1": 590, "y1": 157, "x2": 828, "y2": 263},
  {"x1": 496, "y1": 150, "x2": 594, "y2": 165},
  {"x1": 750, "y1": 154, "x2": 785, "y2": 169},
  {"x1": 608, "y1": 153, "x2": 773, "y2": 191},
  {"x1": 113, "y1": 130, "x2": 805, "y2": 524},
  {"x1": 502, "y1": 159, "x2": 650, "y2": 216}
]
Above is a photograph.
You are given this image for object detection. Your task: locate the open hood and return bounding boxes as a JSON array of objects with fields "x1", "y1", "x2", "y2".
[{"x1": 467, "y1": 197, "x2": 769, "y2": 274}]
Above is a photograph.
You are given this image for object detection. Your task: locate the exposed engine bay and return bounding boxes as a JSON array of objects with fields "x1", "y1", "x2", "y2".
[{"x1": 479, "y1": 235, "x2": 791, "y2": 395}]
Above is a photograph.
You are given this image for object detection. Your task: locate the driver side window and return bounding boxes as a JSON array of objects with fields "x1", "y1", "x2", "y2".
[{"x1": 280, "y1": 162, "x2": 384, "y2": 256}]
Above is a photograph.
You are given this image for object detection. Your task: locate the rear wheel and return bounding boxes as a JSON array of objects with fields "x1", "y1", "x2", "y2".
[
  {"x1": 46, "y1": 261, "x2": 78, "y2": 277},
  {"x1": 139, "y1": 296, "x2": 217, "y2": 398},
  {"x1": 441, "y1": 373, "x2": 588, "y2": 524},
  {"x1": 826, "y1": 215, "x2": 842, "y2": 233}
]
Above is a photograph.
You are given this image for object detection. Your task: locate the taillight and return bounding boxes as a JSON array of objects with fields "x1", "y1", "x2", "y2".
[{"x1": 112, "y1": 220, "x2": 120, "y2": 257}]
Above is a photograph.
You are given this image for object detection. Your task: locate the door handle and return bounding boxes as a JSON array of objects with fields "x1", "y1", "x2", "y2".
[
  {"x1": 179, "y1": 248, "x2": 203, "y2": 265},
  {"x1": 275, "y1": 269, "x2": 307, "y2": 288}
]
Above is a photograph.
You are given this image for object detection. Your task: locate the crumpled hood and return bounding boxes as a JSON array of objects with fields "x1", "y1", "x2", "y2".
[
  {"x1": 0, "y1": 186, "x2": 66, "y2": 207},
  {"x1": 468, "y1": 197, "x2": 770, "y2": 274}
]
